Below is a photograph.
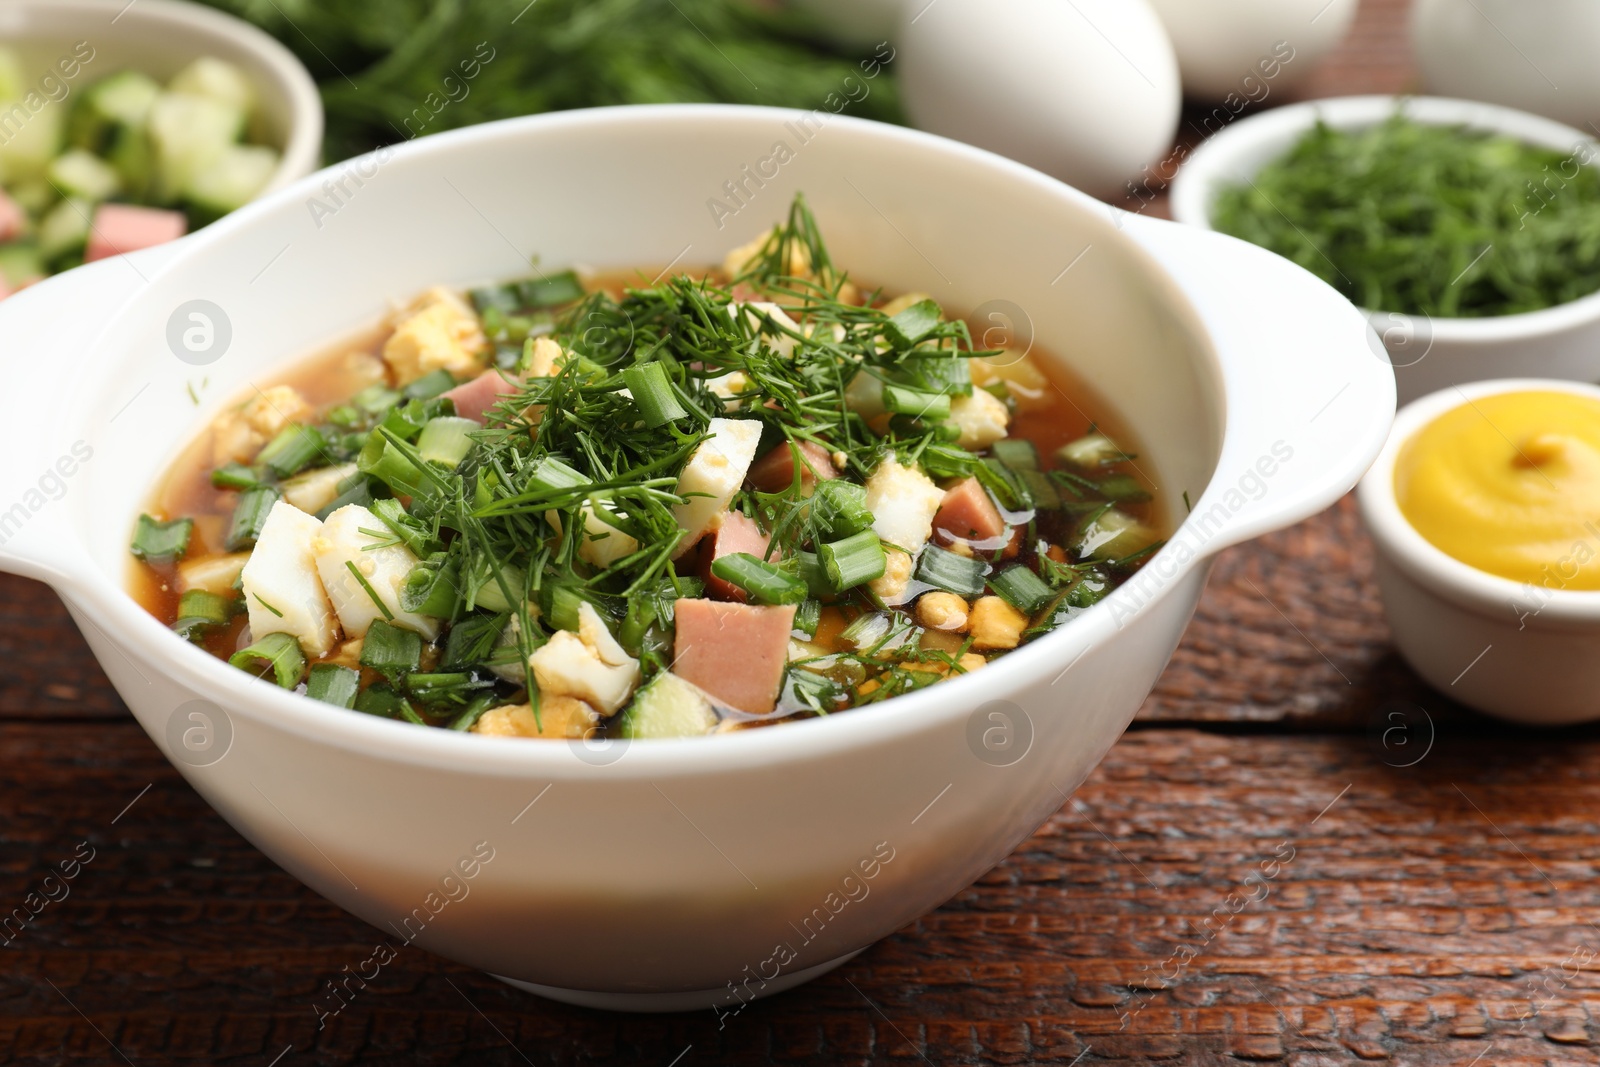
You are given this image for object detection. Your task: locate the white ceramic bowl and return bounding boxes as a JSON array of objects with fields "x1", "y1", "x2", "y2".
[
  {"x1": 1359, "y1": 378, "x2": 1600, "y2": 726},
  {"x1": 0, "y1": 0, "x2": 322, "y2": 196},
  {"x1": 1170, "y1": 95, "x2": 1600, "y2": 407},
  {"x1": 0, "y1": 105, "x2": 1392, "y2": 1010}
]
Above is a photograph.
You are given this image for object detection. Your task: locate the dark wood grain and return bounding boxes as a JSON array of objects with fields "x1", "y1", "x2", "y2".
[{"x1": 11, "y1": 0, "x2": 1594, "y2": 1063}]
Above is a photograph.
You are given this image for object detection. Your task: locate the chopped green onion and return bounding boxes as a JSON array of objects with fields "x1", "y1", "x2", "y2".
[
  {"x1": 172, "y1": 589, "x2": 232, "y2": 641},
  {"x1": 812, "y1": 479, "x2": 874, "y2": 538},
  {"x1": 1020, "y1": 469, "x2": 1061, "y2": 510},
  {"x1": 472, "y1": 564, "x2": 525, "y2": 613},
  {"x1": 882, "y1": 385, "x2": 951, "y2": 422},
  {"x1": 471, "y1": 284, "x2": 519, "y2": 316},
  {"x1": 369, "y1": 497, "x2": 431, "y2": 556},
  {"x1": 353, "y1": 682, "x2": 418, "y2": 720},
  {"x1": 402, "y1": 369, "x2": 457, "y2": 400},
  {"x1": 405, "y1": 671, "x2": 474, "y2": 692},
  {"x1": 517, "y1": 270, "x2": 586, "y2": 308},
  {"x1": 306, "y1": 663, "x2": 360, "y2": 709},
  {"x1": 885, "y1": 298, "x2": 941, "y2": 349},
  {"x1": 542, "y1": 583, "x2": 587, "y2": 632},
  {"x1": 256, "y1": 424, "x2": 328, "y2": 479},
  {"x1": 378, "y1": 398, "x2": 442, "y2": 442},
  {"x1": 819, "y1": 530, "x2": 886, "y2": 591},
  {"x1": 229, "y1": 631, "x2": 306, "y2": 689},
  {"x1": 1096, "y1": 473, "x2": 1152, "y2": 503},
  {"x1": 417, "y1": 416, "x2": 479, "y2": 468},
  {"x1": 315, "y1": 476, "x2": 375, "y2": 521},
  {"x1": 711, "y1": 553, "x2": 808, "y2": 605},
  {"x1": 353, "y1": 383, "x2": 401, "y2": 414},
  {"x1": 838, "y1": 611, "x2": 891, "y2": 648},
  {"x1": 621, "y1": 361, "x2": 689, "y2": 427},
  {"x1": 357, "y1": 433, "x2": 428, "y2": 498},
  {"x1": 795, "y1": 550, "x2": 831, "y2": 597},
  {"x1": 448, "y1": 693, "x2": 499, "y2": 731},
  {"x1": 793, "y1": 598, "x2": 821, "y2": 638},
  {"x1": 401, "y1": 553, "x2": 461, "y2": 617},
  {"x1": 914, "y1": 545, "x2": 987, "y2": 597},
  {"x1": 921, "y1": 443, "x2": 979, "y2": 479},
  {"x1": 130, "y1": 514, "x2": 193, "y2": 563},
  {"x1": 990, "y1": 565, "x2": 1053, "y2": 614},
  {"x1": 210, "y1": 463, "x2": 264, "y2": 490},
  {"x1": 326, "y1": 403, "x2": 364, "y2": 429},
  {"x1": 904, "y1": 353, "x2": 972, "y2": 397},
  {"x1": 360, "y1": 619, "x2": 422, "y2": 675},
  {"x1": 224, "y1": 486, "x2": 279, "y2": 552},
  {"x1": 991, "y1": 439, "x2": 1039, "y2": 471},
  {"x1": 526, "y1": 455, "x2": 587, "y2": 494}
]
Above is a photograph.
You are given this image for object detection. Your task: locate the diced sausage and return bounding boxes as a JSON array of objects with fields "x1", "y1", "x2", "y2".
[
  {"x1": 933, "y1": 477, "x2": 1006, "y2": 545},
  {"x1": 85, "y1": 204, "x2": 187, "y2": 263},
  {"x1": 698, "y1": 511, "x2": 771, "y2": 602},
  {"x1": 745, "y1": 439, "x2": 837, "y2": 494},
  {"x1": 672, "y1": 599, "x2": 797, "y2": 714},
  {"x1": 442, "y1": 368, "x2": 519, "y2": 424}
]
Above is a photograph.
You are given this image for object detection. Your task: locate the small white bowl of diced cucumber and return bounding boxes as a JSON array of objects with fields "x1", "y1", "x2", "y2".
[{"x1": 0, "y1": 0, "x2": 322, "y2": 294}]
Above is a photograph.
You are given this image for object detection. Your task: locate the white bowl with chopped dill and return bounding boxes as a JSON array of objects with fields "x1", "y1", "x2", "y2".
[{"x1": 1172, "y1": 95, "x2": 1600, "y2": 404}]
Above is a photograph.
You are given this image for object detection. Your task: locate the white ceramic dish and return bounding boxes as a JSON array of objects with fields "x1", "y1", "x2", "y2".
[
  {"x1": 1170, "y1": 95, "x2": 1600, "y2": 407},
  {"x1": 1359, "y1": 378, "x2": 1600, "y2": 726},
  {"x1": 0, "y1": 105, "x2": 1392, "y2": 1010},
  {"x1": 0, "y1": 0, "x2": 322, "y2": 197}
]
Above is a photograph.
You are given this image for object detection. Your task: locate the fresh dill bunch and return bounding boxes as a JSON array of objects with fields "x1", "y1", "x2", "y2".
[
  {"x1": 193, "y1": 0, "x2": 904, "y2": 160},
  {"x1": 1212, "y1": 114, "x2": 1600, "y2": 317}
]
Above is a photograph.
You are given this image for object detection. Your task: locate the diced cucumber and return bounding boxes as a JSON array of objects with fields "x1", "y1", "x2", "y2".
[
  {"x1": 615, "y1": 671, "x2": 719, "y2": 739},
  {"x1": 1077, "y1": 507, "x2": 1160, "y2": 562},
  {"x1": 36, "y1": 198, "x2": 90, "y2": 262},
  {"x1": 69, "y1": 70, "x2": 162, "y2": 153},
  {"x1": 185, "y1": 142, "x2": 278, "y2": 222},
  {"x1": 0, "y1": 104, "x2": 63, "y2": 184},
  {"x1": 146, "y1": 92, "x2": 245, "y2": 205},
  {"x1": 47, "y1": 149, "x2": 121, "y2": 201},
  {"x1": 168, "y1": 57, "x2": 256, "y2": 114},
  {"x1": 9, "y1": 178, "x2": 56, "y2": 216},
  {"x1": 107, "y1": 126, "x2": 153, "y2": 200},
  {"x1": 0, "y1": 47, "x2": 23, "y2": 103},
  {"x1": 0, "y1": 243, "x2": 42, "y2": 286},
  {"x1": 1058, "y1": 432, "x2": 1127, "y2": 470}
]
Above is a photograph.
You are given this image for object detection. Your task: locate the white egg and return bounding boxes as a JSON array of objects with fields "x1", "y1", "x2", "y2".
[
  {"x1": 898, "y1": 0, "x2": 1181, "y2": 202},
  {"x1": 786, "y1": 0, "x2": 904, "y2": 49},
  {"x1": 1145, "y1": 0, "x2": 1357, "y2": 101},
  {"x1": 1413, "y1": 0, "x2": 1600, "y2": 131}
]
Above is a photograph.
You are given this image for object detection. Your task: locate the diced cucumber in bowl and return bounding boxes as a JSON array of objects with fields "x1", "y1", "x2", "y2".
[
  {"x1": 0, "y1": 243, "x2": 42, "y2": 286},
  {"x1": 147, "y1": 92, "x2": 248, "y2": 205},
  {"x1": 48, "y1": 150, "x2": 121, "y2": 202},
  {"x1": 0, "y1": 50, "x2": 285, "y2": 295},
  {"x1": 69, "y1": 70, "x2": 162, "y2": 153},
  {"x1": 169, "y1": 56, "x2": 257, "y2": 115},
  {"x1": 37, "y1": 198, "x2": 90, "y2": 263},
  {"x1": 0, "y1": 105, "x2": 62, "y2": 184},
  {"x1": 187, "y1": 144, "x2": 280, "y2": 223}
]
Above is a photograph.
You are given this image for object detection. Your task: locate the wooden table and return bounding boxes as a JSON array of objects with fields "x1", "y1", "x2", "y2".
[{"x1": 9, "y1": 1, "x2": 1598, "y2": 1062}]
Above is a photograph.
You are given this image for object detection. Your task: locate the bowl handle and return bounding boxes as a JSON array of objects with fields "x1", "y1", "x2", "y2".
[
  {"x1": 1120, "y1": 213, "x2": 1396, "y2": 555},
  {"x1": 0, "y1": 244, "x2": 184, "y2": 588}
]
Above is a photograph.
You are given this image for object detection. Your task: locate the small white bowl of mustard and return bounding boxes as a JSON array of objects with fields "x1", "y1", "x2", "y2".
[{"x1": 1359, "y1": 378, "x2": 1600, "y2": 724}]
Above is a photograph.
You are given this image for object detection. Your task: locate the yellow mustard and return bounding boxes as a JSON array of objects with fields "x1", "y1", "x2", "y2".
[{"x1": 1395, "y1": 390, "x2": 1600, "y2": 589}]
